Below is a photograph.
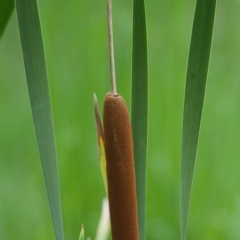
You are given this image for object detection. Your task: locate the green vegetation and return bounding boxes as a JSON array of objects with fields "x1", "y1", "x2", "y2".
[
  {"x1": 1, "y1": 0, "x2": 240, "y2": 239},
  {"x1": 181, "y1": 1, "x2": 216, "y2": 239},
  {"x1": 131, "y1": 0, "x2": 148, "y2": 239}
]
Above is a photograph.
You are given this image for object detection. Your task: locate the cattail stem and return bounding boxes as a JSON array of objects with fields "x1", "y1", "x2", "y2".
[
  {"x1": 104, "y1": 1, "x2": 138, "y2": 239},
  {"x1": 103, "y1": 93, "x2": 139, "y2": 240},
  {"x1": 107, "y1": 0, "x2": 117, "y2": 96}
]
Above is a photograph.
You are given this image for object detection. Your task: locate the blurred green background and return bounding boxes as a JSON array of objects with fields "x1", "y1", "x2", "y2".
[{"x1": 1, "y1": 1, "x2": 240, "y2": 239}]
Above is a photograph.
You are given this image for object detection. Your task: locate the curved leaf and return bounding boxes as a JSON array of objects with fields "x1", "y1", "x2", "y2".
[
  {"x1": 94, "y1": 94, "x2": 108, "y2": 194},
  {"x1": 0, "y1": 0, "x2": 14, "y2": 38},
  {"x1": 181, "y1": 1, "x2": 216, "y2": 239},
  {"x1": 79, "y1": 225, "x2": 84, "y2": 240},
  {"x1": 131, "y1": 0, "x2": 148, "y2": 239},
  {"x1": 15, "y1": 0, "x2": 64, "y2": 239}
]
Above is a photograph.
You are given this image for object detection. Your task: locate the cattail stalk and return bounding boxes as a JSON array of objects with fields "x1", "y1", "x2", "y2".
[
  {"x1": 101, "y1": 0, "x2": 139, "y2": 238},
  {"x1": 103, "y1": 92, "x2": 139, "y2": 240},
  {"x1": 107, "y1": 0, "x2": 117, "y2": 96}
]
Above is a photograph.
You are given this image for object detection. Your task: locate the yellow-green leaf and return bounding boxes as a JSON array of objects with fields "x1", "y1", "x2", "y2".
[
  {"x1": 94, "y1": 94, "x2": 108, "y2": 194},
  {"x1": 78, "y1": 224, "x2": 84, "y2": 240}
]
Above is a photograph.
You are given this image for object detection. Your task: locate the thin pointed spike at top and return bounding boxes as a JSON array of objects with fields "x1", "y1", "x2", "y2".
[
  {"x1": 78, "y1": 224, "x2": 84, "y2": 240},
  {"x1": 94, "y1": 93, "x2": 108, "y2": 193},
  {"x1": 107, "y1": 0, "x2": 117, "y2": 96},
  {"x1": 94, "y1": 93, "x2": 104, "y2": 139}
]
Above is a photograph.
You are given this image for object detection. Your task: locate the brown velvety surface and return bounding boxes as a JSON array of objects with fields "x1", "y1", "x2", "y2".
[{"x1": 103, "y1": 93, "x2": 139, "y2": 240}]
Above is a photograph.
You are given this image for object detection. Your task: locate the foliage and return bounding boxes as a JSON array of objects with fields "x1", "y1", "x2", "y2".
[
  {"x1": 14, "y1": 0, "x2": 64, "y2": 239},
  {"x1": 1, "y1": 1, "x2": 240, "y2": 239}
]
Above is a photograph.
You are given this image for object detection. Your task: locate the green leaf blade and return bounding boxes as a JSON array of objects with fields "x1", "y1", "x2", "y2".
[
  {"x1": 94, "y1": 94, "x2": 108, "y2": 194},
  {"x1": 0, "y1": 0, "x2": 14, "y2": 38},
  {"x1": 181, "y1": 1, "x2": 216, "y2": 240},
  {"x1": 15, "y1": 0, "x2": 64, "y2": 239},
  {"x1": 78, "y1": 225, "x2": 84, "y2": 240},
  {"x1": 131, "y1": 0, "x2": 148, "y2": 239}
]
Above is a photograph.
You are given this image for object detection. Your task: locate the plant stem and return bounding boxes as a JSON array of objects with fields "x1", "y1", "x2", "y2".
[{"x1": 107, "y1": 0, "x2": 117, "y2": 95}]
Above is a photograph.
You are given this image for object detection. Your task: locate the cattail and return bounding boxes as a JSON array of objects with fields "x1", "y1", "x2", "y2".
[
  {"x1": 103, "y1": 92, "x2": 139, "y2": 240},
  {"x1": 94, "y1": 0, "x2": 139, "y2": 239}
]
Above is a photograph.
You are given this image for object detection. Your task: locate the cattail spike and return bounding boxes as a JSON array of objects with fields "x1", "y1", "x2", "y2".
[{"x1": 103, "y1": 93, "x2": 139, "y2": 240}]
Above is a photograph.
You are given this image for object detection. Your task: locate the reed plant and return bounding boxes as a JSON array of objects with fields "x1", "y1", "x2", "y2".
[{"x1": 2, "y1": 0, "x2": 240, "y2": 239}]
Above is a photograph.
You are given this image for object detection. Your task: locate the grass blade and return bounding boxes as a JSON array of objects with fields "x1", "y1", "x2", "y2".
[
  {"x1": 94, "y1": 94, "x2": 108, "y2": 194},
  {"x1": 78, "y1": 225, "x2": 84, "y2": 240},
  {"x1": 0, "y1": 0, "x2": 14, "y2": 38},
  {"x1": 15, "y1": 0, "x2": 64, "y2": 239},
  {"x1": 131, "y1": 0, "x2": 148, "y2": 239},
  {"x1": 95, "y1": 198, "x2": 110, "y2": 240},
  {"x1": 181, "y1": 1, "x2": 216, "y2": 239}
]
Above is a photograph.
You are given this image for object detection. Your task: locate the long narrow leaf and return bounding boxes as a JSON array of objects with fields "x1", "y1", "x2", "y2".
[
  {"x1": 78, "y1": 225, "x2": 84, "y2": 240},
  {"x1": 15, "y1": 0, "x2": 64, "y2": 239},
  {"x1": 131, "y1": 0, "x2": 148, "y2": 239},
  {"x1": 0, "y1": 0, "x2": 14, "y2": 38},
  {"x1": 181, "y1": 1, "x2": 216, "y2": 240}
]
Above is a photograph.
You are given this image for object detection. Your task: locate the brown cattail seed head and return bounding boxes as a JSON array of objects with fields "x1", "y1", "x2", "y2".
[{"x1": 103, "y1": 92, "x2": 139, "y2": 240}]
